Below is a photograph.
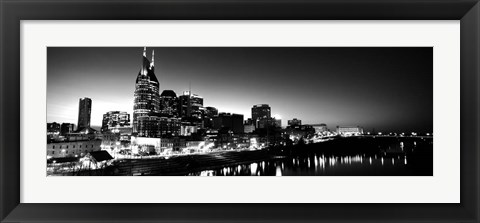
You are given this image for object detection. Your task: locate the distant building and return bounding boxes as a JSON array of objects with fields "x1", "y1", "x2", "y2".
[
  {"x1": 288, "y1": 118, "x2": 302, "y2": 127},
  {"x1": 312, "y1": 124, "x2": 328, "y2": 133},
  {"x1": 337, "y1": 126, "x2": 363, "y2": 136},
  {"x1": 252, "y1": 104, "x2": 271, "y2": 121},
  {"x1": 244, "y1": 123, "x2": 255, "y2": 133},
  {"x1": 257, "y1": 117, "x2": 281, "y2": 129},
  {"x1": 274, "y1": 118, "x2": 282, "y2": 128},
  {"x1": 212, "y1": 112, "x2": 244, "y2": 134},
  {"x1": 47, "y1": 122, "x2": 61, "y2": 135},
  {"x1": 101, "y1": 111, "x2": 130, "y2": 133},
  {"x1": 77, "y1": 97, "x2": 92, "y2": 131},
  {"x1": 133, "y1": 48, "x2": 160, "y2": 133},
  {"x1": 205, "y1": 107, "x2": 218, "y2": 117},
  {"x1": 60, "y1": 123, "x2": 75, "y2": 136},
  {"x1": 283, "y1": 125, "x2": 315, "y2": 142},
  {"x1": 160, "y1": 90, "x2": 178, "y2": 116}
]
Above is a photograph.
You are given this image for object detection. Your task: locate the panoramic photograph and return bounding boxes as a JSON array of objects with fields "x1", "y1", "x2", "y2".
[{"x1": 46, "y1": 47, "x2": 433, "y2": 176}]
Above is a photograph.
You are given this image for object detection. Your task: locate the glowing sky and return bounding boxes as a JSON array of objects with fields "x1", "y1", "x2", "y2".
[{"x1": 47, "y1": 47, "x2": 433, "y2": 132}]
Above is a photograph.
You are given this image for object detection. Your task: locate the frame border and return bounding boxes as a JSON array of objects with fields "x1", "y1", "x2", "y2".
[{"x1": 1, "y1": 0, "x2": 479, "y2": 222}]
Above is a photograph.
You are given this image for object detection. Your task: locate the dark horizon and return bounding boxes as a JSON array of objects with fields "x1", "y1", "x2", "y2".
[{"x1": 47, "y1": 47, "x2": 433, "y2": 133}]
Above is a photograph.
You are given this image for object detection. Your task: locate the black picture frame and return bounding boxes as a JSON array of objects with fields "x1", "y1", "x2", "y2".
[{"x1": 1, "y1": 0, "x2": 479, "y2": 222}]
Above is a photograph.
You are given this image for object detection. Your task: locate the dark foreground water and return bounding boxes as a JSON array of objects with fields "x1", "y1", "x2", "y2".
[{"x1": 187, "y1": 137, "x2": 433, "y2": 176}]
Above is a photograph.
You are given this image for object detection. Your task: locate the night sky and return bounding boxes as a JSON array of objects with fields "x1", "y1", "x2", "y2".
[{"x1": 47, "y1": 47, "x2": 433, "y2": 133}]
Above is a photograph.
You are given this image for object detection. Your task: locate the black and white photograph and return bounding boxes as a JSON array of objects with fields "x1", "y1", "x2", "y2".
[{"x1": 46, "y1": 47, "x2": 433, "y2": 176}]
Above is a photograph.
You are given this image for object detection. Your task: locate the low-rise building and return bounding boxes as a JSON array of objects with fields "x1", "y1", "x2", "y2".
[
  {"x1": 337, "y1": 126, "x2": 363, "y2": 136},
  {"x1": 47, "y1": 139, "x2": 102, "y2": 158}
]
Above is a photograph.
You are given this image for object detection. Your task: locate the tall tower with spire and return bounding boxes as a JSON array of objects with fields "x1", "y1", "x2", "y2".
[{"x1": 133, "y1": 47, "x2": 160, "y2": 133}]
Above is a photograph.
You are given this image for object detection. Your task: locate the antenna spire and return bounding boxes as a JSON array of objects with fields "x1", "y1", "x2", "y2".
[
  {"x1": 150, "y1": 49, "x2": 155, "y2": 70},
  {"x1": 143, "y1": 47, "x2": 146, "y2": 57}
]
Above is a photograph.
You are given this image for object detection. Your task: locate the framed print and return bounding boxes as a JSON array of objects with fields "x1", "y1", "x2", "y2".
[{"x1": 1, "y1": 0, "x2": 479, "y2": 222}]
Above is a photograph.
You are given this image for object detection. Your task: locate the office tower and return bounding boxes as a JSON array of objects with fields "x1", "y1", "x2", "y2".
[
  {"x1": 133, "y1": 47, "x2": 160, "y2": 133},
  {"x1": 178, "y1": 91, "x2": 204, "y2": 119},
  {"x1": 77, "y1": 97, "x2": 92, "y2": 131},
  {"x1": 212, "y1": 113, "x2": 244, "y2": 134},
  {"x1": 251, "y1": 104, "x2": 271, "y2": 121},
  {"x1": 160, "y1": 90, "x2": 178, "y2": 117}
]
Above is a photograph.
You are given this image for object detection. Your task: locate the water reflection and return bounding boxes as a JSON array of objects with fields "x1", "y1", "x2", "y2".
[
  {"x1": 187, "y1": 139, "x2": 432, "y2": 176},
  {"x1": 188, "y1": 153, "x2": 413, "y2": 176}
]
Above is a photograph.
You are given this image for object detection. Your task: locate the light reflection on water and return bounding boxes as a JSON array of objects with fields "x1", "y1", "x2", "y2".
[
  {"x1": 187, "y1": 139, "x2": 432, "y2": 176},
  {"x1": 188, "y1": 153, "x2": 411, "y2": 176}
]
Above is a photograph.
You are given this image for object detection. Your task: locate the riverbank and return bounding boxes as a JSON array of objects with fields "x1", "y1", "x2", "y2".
[{"x1": 52, "y1": 136, "x2": 432, "y2": 176}]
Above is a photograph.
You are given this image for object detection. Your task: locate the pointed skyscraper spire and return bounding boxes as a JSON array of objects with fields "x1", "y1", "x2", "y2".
[
  {"x1": 141, "y1": 47, "x2": 149, "y2": 75},
  {"x1": 150, "y1": 49, "x2": 155, "y2": 70}
]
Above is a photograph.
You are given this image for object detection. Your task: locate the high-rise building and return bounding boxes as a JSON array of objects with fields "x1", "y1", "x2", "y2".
[
  {"x1": 178, "y1": 91, "x2": 204, "y2": 119},
  {"x1": 203, "y1": 106, "x2": 218, "y2": 129},
  {"x1": 133, "y1": 47, "x2": 160, "y2": 133},
  {"x1": 60, "y1": 123, "x2": 75, "y2": 136},
  {"x1": 212, "y1": 113, "x2": 244, "y2": 134},
  {"x1": 252, "y1": 104, "x2": 271, "y2": 121},
  {"x1": 101, "y1": 111, "x2": 130, "y2": 133},
  {"x1": 77, "y1": 97, "x2": 92, "y2": 131},
  {"x1": 160, "y1": 90, "x2": 178, "y2": 117},
  {"x1": 288, "y1": 118, "x2": 302, "y2": 127}
]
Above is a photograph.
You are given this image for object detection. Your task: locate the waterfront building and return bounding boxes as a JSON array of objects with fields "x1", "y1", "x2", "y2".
[
  {"x1": 283, "y1": 125, "x2": 315, "y2": 142},
  {"x1": 337, "y1": 126, "x2": 364, "y2": 136},
  {"x1": 131, "y1": 136, "x2": 186, "y2": 154},
  {"x1": 77, "y1": 97, "x2": 92, "y2": 131},
  {"x1": 160, "y1": 90, "x2": 178, "y2": 117},
  {"x1": 47, "y1": 139, "x2": 102, "y2": 158},
  {"x1": 212, "y1": 112, "x2": 244, "y2": 134},
  {"x1": 133, "y1": 48, "x2": 160, "y2": 133},
  {"x1": 312, "y1": 123, "x2": 328, "y2": 133},
  {"x1": 60, "y1": 123, "x2": 75, "y2": 136},
  {"x1": 288, "y1": 118, "x2": 302, "y2": 127},
  {"x1": 101, "y1": 111, "x2": 130, "y2": 133}
]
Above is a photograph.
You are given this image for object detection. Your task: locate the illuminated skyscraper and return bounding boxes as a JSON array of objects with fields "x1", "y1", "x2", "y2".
[
  {"x1": 160, "y1": 90, "x2": 178, "y2": 117},
  {"x1": 178, "y1": 91, "x2": 203, "y2": 119},
  {"x1": 77, "y1": 97, "x2": 92, "y2": 131},
  {"x1": 133, "y1": 48, "x2": 160, "y2": 133}
]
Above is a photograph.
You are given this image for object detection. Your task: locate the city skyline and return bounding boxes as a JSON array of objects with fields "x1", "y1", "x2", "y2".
[{"x1": 47, "y1": 47, "x2": 433, "y2": 133}]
